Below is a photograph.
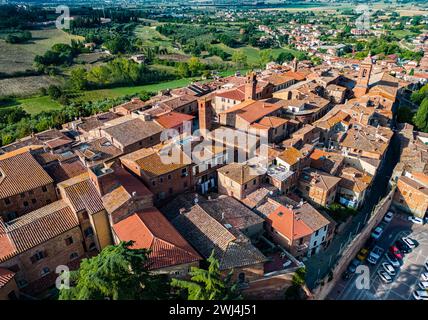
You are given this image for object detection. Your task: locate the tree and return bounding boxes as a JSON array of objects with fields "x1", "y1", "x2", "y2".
[
  {"x1": 187, "y1": 57, "x2": 204, "y2": 76},
  {"x1": 259, "y1": 49, "x2": 274, "y2": 66},
  {"x1": 276, "y1": 51, "x2": 295, "y2": 64},
  {"x1": 171, "y1": 251, "x2": 242, "y2": 300},
  {"x1": 59, "y1": 241, "x2": 170, "y2": 300},
  {"x1": 414, "y1": 98, "x2": 428, "y2": 133},
  {"x1": 47, "y1": 85, "x2": 62, "y2": 100},
  {"x1": 70, "y1": 67, "x2": 88, "y2": 91},
  {"x1": 231, "y1": 50, "x2": 247, "y2": 67}
]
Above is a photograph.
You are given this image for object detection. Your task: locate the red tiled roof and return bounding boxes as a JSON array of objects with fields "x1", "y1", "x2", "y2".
[
  {"x1": 0, "y1": 152, "x2": 53, "y2": 199},
  {"x1": 60, "y1": 174, "x2": 105, "y2": 215},
  {"x1": 154, "y1": 111, "x2": 194, "y2": 129},
  {"x1": 113, "y1": 207, "x2": 201, "y2": 270},
  {"x1": 0, "y1": 200, "x2": 79, "y2": 262},
  {"x1": 267, "y1": 205, "x2": 312, "y2": 241},
  {"x1": 0, "y1": 268, "x2": 15, "y2": 288}
]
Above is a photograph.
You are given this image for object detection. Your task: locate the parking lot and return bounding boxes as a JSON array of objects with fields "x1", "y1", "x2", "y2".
[{"x1": 328, "y1": 213, "x2": 428, "y2": 300}]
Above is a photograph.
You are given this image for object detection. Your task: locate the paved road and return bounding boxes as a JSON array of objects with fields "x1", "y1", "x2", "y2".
[
  {"x1": 329, "y1": 215, "x2": 428, "y2": 300},
  {"x1": 305, "y1": 132, "x2": 401, "y2": 289}
]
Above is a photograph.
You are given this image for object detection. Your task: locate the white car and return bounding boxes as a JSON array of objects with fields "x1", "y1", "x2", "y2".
[
  {"x1": 413, "y1": 290, "x2": 428, "y2": 300},
  {"x1": 384, "y1": 211, "x2": 394, "y2": 223},
  {"x1": 386, "y1": 253, "x2": 401, "y2": 268},
  {"x1": 371, "y1": 226, "x2": 383, "y2": 240},
  {"x1": 421, "y1": 273, "x2": 428, "y2": 281},
  {"x1": 418, "y1": 281, "x2": 428, "y2": 290},
  {"x1": 282, "y1": 259, "x2": 292, "y2": 268},
  {"x1": 402, "y1": 237, "x2": 416, "y2": 249},
  {"x1": 382, "y1": 262, "x2": 396, "y2": 276},
  {"x1": 378, "y1": 270, "x2": 392, "y2": 284},
  {"x1": 408, "y1": 216, "x2": 424, "y2": 224}
]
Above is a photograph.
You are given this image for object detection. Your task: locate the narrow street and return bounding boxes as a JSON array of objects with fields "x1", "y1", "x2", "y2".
[{"x1": 304, "y1": 132, "x2": 401, "y2": 289}]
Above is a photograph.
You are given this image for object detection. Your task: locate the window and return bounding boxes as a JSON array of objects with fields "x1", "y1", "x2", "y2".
[
  {"x1": 6, "y1": 212, "x2": 16, "y2": 221},
  {"x1": 315, "y1": 230, "x2": 319, "y2": 236},
  {"x1": 30, "y1": 251, "x2": 47, "y2": 264},
  {"x1": 159, "y1": 177, "x2": 163, "y2": 183},
  {"x1": 84, "y1": 227, "x2": 94, "y2": 237},
  {"x1": 168, "y1": 174, "x2": 172, "y2": 180},
  {"x1": 23, "y1": 201, "x2": 29, "y2": 207},
  {"x1": 31, "y1": 199, "x2": 37, "y2": 204},
  {"x1": 88, "y1": 243, "x2": 97, "y2": 251},
  {"x1": 82, "y1": 211, "x2": 89, "y2": 220},
  {"x1": 253, "y1": 179, "x2": 256, "y2": 185},
  {"x1": 313, "y1": 241, "x2": 317, "y2": 247},
  {"x1": 20, "y1": 193, "x2": 25, "y2": 199},
  {"x1": 65, "y1": 237, "x2": 74, "y2": 246},
  {"x1": 152, "y1": 180, "x2": 156, "y2": 186},
  {"x1": 17, "y1": 279, "x2": 28, "y2": 288},
  {"x1": 244, "y1": 184, "x2": 247, "y2": 190},
  {"x1": 4, "y1": 198, "x2": 10, "y2": 205},
  {"x1": 41, "y1": 267, "x2": 50, "y2": 277},
  {"x1": 70, "y1": 252, "x2": 79, "y2": 261},
  {"x1": 42, "y1": 186, "x2": 48, "y2": 192},
  {"x1": 238, "y1": 272, "x2": 246, "y2": 283}
]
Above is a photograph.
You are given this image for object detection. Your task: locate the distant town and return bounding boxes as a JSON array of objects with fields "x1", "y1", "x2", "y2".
[{"x1": 0, "y1": 0, "x2": 427, "y2": 303}]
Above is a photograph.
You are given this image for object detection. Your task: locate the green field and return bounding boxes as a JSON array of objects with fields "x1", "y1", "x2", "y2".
[
  {"x1": 15, "y1": 77, "x2": 204, "y2": 115},
  {"x1": 0, "y1": 28, "x2": 83, "y2": 75}
]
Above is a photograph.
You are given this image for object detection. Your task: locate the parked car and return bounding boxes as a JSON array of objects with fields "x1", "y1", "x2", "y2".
[
  {"x1": 418, "y1": 281, "x2": 428, "y2": 290},
  {"x1": 386, "y1": 252, "x2": 401, "y2": 268},
  {"x1": 384, "y1": 211, "x2": 394, "y2": 223},
  {"x1": 408, "y1": 216, "x2": 424, "y2": 225},
  {"x1": 413, "y1": 290, "x2": 428, "y2": 300},
  {"x1": 402, "y1": 237, "x2": 417, "y2": 249},
  {"x1": 347, "y1": 258, "x2": 361, "y2": 273},
  {"x1": 357, "y1": 248, "x2": 369, "y2": 261},
  {"x1": 371, "y1": 226, "x2": 383, "y2": 240},
  {"x1": 389, "y1": 246, "x2": 403, "y2": 260},
  {"x1": 368, "y1": 246, "x2": 384, "y2": 265},
  {"x1": 420, "y1": 272, "x2": 428, "y2": 281},
  {"x1": 378, "y1": 270, "x2": 393, "y2": 284},
  {"x1": 395, "y1": 239, "x2": 411, "y2": 253},
  {"x1": 382, "y1": 262, "x2": 396, "y2": 276},
  {"x1": 425, "y1": 261, "x2": 428, "y2": 272}
]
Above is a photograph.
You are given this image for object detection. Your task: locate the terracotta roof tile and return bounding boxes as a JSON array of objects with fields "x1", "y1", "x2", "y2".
[
  {"x1": 154, "y1": 111, "x2": 194, "y2": 129},
  {"x1": 0, "y1": 152, "x2": 53, "y2": 199},
  {"x1": 0, "y1": 268, "x2": 15, "y2": 288},
  {"x1": 0, "y1": 200, "x2": 78, "y2": 262},
  {"x1": 112, "y1": 208, "x2": 201, "y2": 270},
  {"x1": 59, "y1": 174, "x2": 104, "y2": 215}
]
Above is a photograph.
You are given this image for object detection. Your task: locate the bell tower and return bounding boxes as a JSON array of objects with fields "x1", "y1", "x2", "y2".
[
  {"x1": 354, "y1": 54, "x2": 373, "y2": 98},
  {"x1": 245, "y1": 72, "x2": 257, "y2": 101}
]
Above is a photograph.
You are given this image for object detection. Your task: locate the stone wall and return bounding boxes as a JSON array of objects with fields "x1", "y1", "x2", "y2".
[{"x1": 311, "y1": 187, "x2": 395, "y2": 300}]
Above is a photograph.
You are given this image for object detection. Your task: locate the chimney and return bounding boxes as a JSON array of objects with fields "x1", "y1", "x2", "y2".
[
  {"x1": 88, "y1": 163, "x2": 118, "y2": 196},
  {"x1": 245, "y1": 72, "x2": 257, "y2": 101}
]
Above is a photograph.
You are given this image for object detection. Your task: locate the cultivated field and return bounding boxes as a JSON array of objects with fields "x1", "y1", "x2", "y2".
[
  {"x1": 0, "y1": 28, "x2": 83, "y2": 74},
  {"x1": 0, "y1": 76, "x2": 63, "y2": 97}
]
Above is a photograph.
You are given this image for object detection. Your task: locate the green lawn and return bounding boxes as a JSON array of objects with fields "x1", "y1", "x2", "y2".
[
  {"x1": 16, "y1": 77, "x2": 203, "y2": 114},
  {"x1": 16, "y1": 96, "x2": 62, "y2": 115}
]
